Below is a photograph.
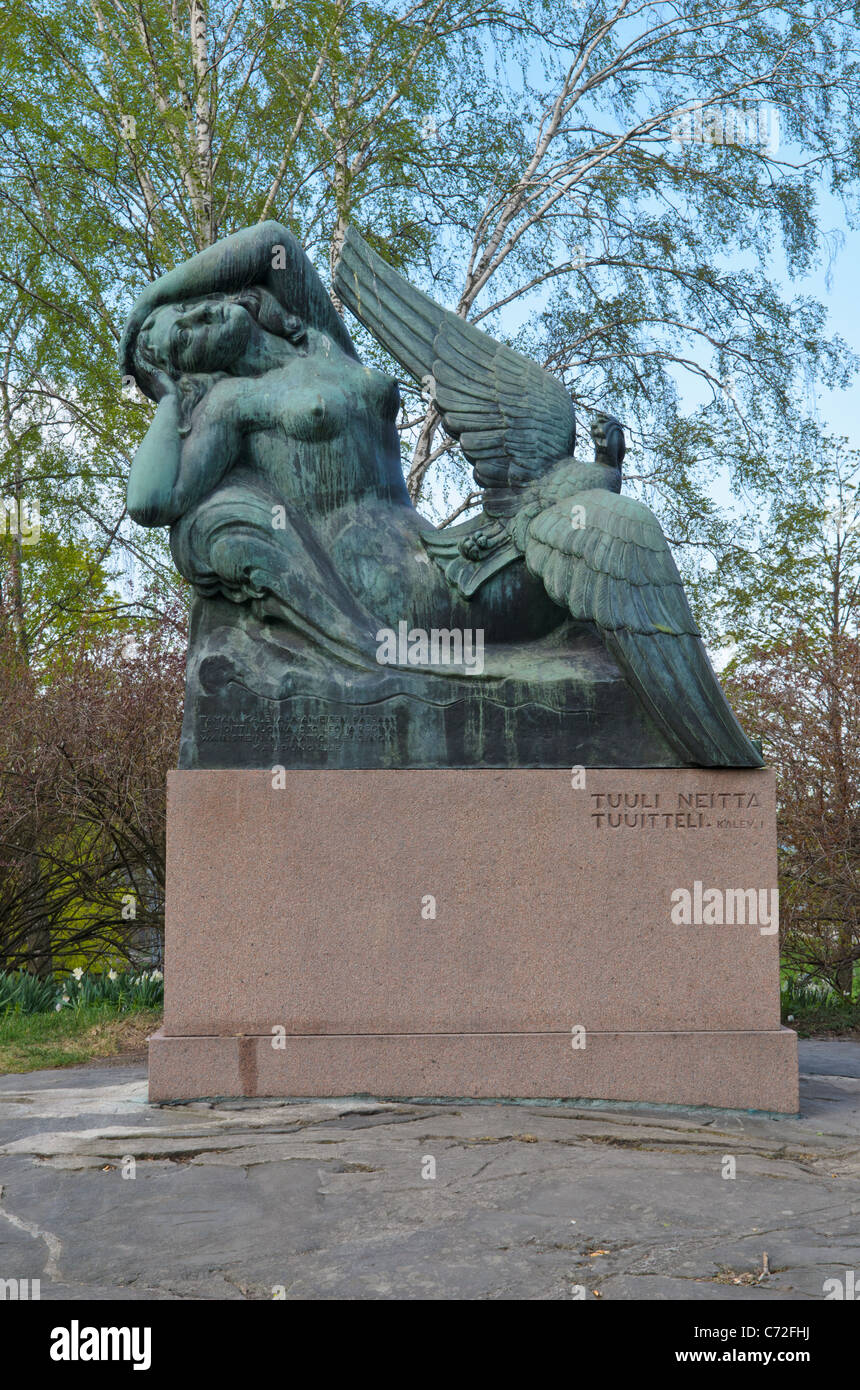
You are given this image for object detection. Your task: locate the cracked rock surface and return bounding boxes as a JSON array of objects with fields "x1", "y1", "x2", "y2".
[{"x1": 0, "y1": 1040, "x2": 858, "y2": 1300}]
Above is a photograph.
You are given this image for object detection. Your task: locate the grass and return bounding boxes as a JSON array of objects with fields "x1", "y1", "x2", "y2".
[
  {"x1": 0, "y1": 1002, "x2": 162, "y2": 1073},
  {"x1": 0, "y1": 966, "x2": 164, "y2": 1072}
]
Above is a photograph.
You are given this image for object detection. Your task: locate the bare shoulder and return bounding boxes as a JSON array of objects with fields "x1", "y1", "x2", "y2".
[{"x1": 194, "y1": 368, "x2": 291, "y2": 431}]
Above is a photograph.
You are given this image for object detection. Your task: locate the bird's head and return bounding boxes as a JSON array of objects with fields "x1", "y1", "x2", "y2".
[{"x1": 590, "y1": 411, "x2": 626, "y2": 472}]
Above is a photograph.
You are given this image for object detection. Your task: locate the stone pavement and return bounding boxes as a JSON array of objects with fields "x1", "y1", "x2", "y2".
[{"x1": 0, "y1": 1041, "x2": 858, "y2": 1300}]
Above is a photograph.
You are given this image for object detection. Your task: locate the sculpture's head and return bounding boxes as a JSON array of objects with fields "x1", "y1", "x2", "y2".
[
  {"x1": 121, "y1": 221, "x2": 358, "y2": 400},
  {"x1": 122, "y1": 223, "x2": 407, "y2": 522},
  {"x1": 135, "y1": 287, "x2": 297, "y2": 375},
  {"x1": 130, "y1": 283, "x2": 316, "y2": 435}
]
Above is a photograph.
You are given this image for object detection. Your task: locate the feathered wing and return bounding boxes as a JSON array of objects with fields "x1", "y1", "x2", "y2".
[
  {"x1": 511, "y1": 477, "x2": 763, "y2": 767},
  {"x1": 334, "y1": 226, "x2": 576, "y2": 516},
  {"x1": 336, "y1": 229, "x2": 759, "y2": 765}
]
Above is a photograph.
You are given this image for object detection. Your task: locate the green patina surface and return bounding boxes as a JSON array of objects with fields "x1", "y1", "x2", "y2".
[{"x1": 120, "y1": 221, "x2": 763, "y2": 770}]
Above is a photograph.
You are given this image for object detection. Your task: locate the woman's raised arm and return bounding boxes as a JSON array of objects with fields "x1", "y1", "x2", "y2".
[{"x1": 127, "y1": 384, "x2": 242, "y2": 527}]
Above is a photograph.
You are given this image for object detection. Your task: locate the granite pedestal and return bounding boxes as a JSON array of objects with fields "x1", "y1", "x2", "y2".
[{"x1": 148, "y1": 768, "x2": 798, "y2": 1112}]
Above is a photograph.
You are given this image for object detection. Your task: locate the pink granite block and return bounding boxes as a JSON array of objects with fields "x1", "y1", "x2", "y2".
[
  {"x1": 163, "y1": 769, "x2": 782, "y2": 1035},
  {"x1": 151, "y1": 768, "x2": 796, "y2": 1109}
]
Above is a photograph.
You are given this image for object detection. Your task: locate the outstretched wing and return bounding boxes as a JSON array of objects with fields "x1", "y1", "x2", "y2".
[
  {"x1": 512, "y1": 481, "x2": 762, "y2": 767},
  {"x1": 334, "y1": 226, "x2": 576, "y2": 517}
]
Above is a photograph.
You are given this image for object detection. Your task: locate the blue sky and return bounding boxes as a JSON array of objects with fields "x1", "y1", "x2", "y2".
[
  {"x1": 418, "y1": 184, "x2": 860, "y2": 524},
  {"x1": 799, "y1": 190, "x2": 859, "y2": 443}
]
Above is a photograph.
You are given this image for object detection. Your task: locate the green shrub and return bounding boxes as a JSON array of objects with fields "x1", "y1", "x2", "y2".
[
  {"x1": 781, "y1": 973, "x2": 855, "y2": 1015},
  {"x1": 59, "y1": 968, "x2": 164, "y2": 1011},
  {"x1": 0, "y1": 967, "x2": 163, "y2": 1015},
  {"x1": 781, "y1": 971, "x2": 860, "y2": 1035},
  {"x1": 0, "y1": 971, "x2": 59, "y2": 1015}
]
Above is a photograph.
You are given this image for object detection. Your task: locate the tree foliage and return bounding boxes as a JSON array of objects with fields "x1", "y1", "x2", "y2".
[
  {"x1": 723, "y1": 442, "x2": 860, "y2": 995},
  {"x1": 0, "y1": 1, "x2": 859, "y2": 614},
  {"x1": 2, "y1": 2, "x2": 860, "y2": 977},
  {"x1": 0, "y1": 602, "x2": 185, "y2": 974}
]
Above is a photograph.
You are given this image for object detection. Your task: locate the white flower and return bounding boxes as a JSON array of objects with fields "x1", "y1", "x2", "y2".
[
  {"x1": 108, "y1": 970, "x2": 118, "y2": 982},
  {"x1": 151, "y1": 970, "x2": 163, "y2": 982},
  {"x1": 72, "y1": 967, "x2": 84, "y2": 981},
  {"x1": 54, "y1": 1002, "x2": 62, "y2": 1012},
  {"x1": 61, "y1": 994, "x2": 70, "y2": 1004}
]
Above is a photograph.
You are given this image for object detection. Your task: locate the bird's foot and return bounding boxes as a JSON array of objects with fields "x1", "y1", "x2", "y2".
[{"x1": 458, "y1": 520, "x2": 507, "y2": 561}]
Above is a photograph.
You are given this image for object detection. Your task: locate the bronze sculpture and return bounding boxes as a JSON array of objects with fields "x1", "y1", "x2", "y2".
[{"x1": 120, "y1": 221, "x2": 762, "y2": 770}]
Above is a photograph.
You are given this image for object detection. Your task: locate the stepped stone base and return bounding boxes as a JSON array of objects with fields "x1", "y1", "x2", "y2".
[{"x1": 149, "y1": 1028, "x2": 798, "y2": 1112}]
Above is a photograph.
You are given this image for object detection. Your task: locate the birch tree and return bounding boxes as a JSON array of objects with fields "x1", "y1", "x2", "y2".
[
  {"x1": 0, "y1": 1, "x2": 859, "y2": 632},
  {"x1": 0, "y1": 0, "x2": 500, "y2": 604},
  {"x1": 381, "y1": 1, "x2": 860, "y2": 542}
]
